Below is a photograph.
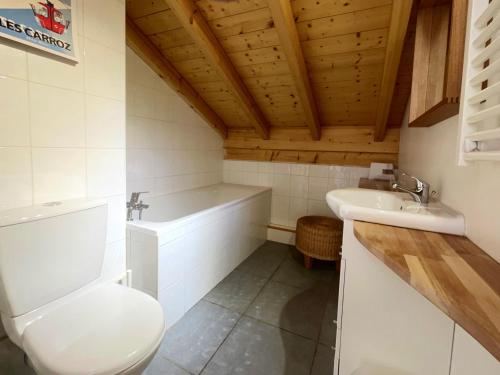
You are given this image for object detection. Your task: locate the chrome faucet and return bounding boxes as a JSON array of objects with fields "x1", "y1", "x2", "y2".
[
  {"x1": 392, "y1": 173, "x2": 430, "y2": 204},
  {"x1": 126, "y1": 192, "x2": 149, "y2": 221}
]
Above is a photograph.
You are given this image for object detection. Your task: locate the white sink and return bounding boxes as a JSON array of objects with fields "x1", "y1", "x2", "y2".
[{"x1": 326, "y1": 188, "x2": 465, "y2": 235}]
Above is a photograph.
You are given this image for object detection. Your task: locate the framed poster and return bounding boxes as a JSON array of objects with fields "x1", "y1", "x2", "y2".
[{"x1": 0, "y1": 0, "x2": 79, "y2": 62}]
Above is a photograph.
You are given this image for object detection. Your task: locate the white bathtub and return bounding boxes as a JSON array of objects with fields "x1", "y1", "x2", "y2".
[{"x1": 126, "y1": 183, "x2": 271, "y2": 328}]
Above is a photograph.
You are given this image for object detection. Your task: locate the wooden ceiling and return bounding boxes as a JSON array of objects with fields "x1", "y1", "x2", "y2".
[{"x1": 126, "y1": 0, "x2": 416, "y2": 166}]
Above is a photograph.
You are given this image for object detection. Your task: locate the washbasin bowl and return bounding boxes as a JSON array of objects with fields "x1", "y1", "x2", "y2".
[{"x1": 326, "y1": 188, "x2": 465, "y2": 235}]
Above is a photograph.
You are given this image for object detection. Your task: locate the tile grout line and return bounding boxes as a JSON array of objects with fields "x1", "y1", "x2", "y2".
[{"x1": 196, "y1": 246, "x2": 291, "y2": 375}]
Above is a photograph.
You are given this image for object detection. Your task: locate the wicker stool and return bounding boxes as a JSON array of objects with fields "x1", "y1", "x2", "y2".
[{"x1": 295, "y1": 216, "x2": 343, "y2": 271}]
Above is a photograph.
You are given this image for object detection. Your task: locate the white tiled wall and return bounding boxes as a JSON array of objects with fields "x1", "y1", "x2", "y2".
[
  {"x1": 0, "y1": 0, "x2": 126, "y2": 287},
  {"x1": 223, "y1": 160, "x2": 369, "y2": 228},
  {"x1": 126, "y1": 48, "x2": 223, "y2": 197}
]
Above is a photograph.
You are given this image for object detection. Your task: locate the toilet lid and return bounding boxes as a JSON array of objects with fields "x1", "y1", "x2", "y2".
[{"x1": 22, "y1": 283, "x2": 165, "y2": 375}]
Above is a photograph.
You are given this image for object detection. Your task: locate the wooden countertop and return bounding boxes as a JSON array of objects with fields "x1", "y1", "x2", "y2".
[{"x1": 353, "y1": 221, "x2": 500, "y2": 361}]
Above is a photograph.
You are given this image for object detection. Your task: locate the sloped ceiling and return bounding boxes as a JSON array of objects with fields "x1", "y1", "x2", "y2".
[{"x1": 126, "y1": 0, "x2": 416, "y2": 166}]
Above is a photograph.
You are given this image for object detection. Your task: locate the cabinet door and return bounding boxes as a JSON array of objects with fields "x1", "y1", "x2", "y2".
[
  {"x1": 338, "y1": 225, "x2": 455, "y2": 375},
  {"x1": 334, "y1": 258, "x2": 346, "y2": 375},
  {"x1": 450, "y1": 325, "x2": 500, "y2": 375}
]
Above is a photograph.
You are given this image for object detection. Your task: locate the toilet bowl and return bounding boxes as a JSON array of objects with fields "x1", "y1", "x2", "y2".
[{"x1": 0, "y1": 199, "x2": 166, "y2": 375}]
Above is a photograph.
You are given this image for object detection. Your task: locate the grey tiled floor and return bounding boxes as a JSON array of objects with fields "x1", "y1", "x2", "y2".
[
  {"x1": 148, "y1": 241, "x2": 339, "y2": 375},
  {"x1": 0, "y1": 241, "x2": 339, "y2": 375}
]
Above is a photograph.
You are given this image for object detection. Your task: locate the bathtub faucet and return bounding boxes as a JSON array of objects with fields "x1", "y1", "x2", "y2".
[{"x1": 127, "y1": 192, "x2": 149, "y2": 221}]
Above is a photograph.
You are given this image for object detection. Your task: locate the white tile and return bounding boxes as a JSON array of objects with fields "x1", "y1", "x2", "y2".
[
  {"x1": 27, "y1": 50, "x2": 84, "y2": 91},
  {"x1": 105, "y1": 195, "x2": 126, "y2": 243},
  {"x1": 84, "y1": 0, "x2": 125, "y2": 53},
  {"x1": 258, "y1": 172, "x2": 273, "y2": 187},
  {"x1": 241, "y1": 161, "x2": 259, "y2": 172},
  {"x1": 273, "y1": 162, "x2": 290, "y2": 175},
  {"x1": 87, "y1": 149, "x2": 126, "y2": 197},
  {"x1": 84, "y1": 38, "x2": 125, "y2": 100},
  {"x1": 126, "y1": 149, "x2": 156, "y2": 179},
  {"x1": 328, "y1": 178, "x2": 347, "y2": 190},
  {"x1": 258, "y1": 162, "x2": 274, "y2": 174},
  {"x1": 86, "y1": 95, "x2": 125, "y2": 148},
  {"x1": 329, "y1": 165, "x2": 350, "y2": 179},
  {"x1": 75, "y1": 0, "x2": 85, "y2": 36},
  {"x1": 101, "y1": 239, "x2": 126, "y2": 280},
  {"x1": 271, "y1": 195, "x2": 289, "y2": 226},
  {"x1": 127, "y1": 177, "x2": 155, "y2": 197},
  {"x1": 308, "y1": 177, "x2": 328, "y2": 200},
  {"x1": 272, "y1": 174, "x2": 290, "y2": 196},
  {"x1": 0, "y1": 148, "x2": 32, "y2": 210},
  {"x1": 308, "y1": 199, "x2": 334, "y2": 217},
  {"x1": 0, "y1": 41, "x2": 27, "y2": 79},
  {"x1": 30, "y1": 83, "x2": 85, "y2": 147},
  {"x1": 289, "y1": 197, "x2": 308, "y2": 227},
  {"x1": 127, "y1": 84, "x2": 155, "y2": 118},
  {"x1": 32, "y1": 148, "x2": 86, "y2": 203},
  {"x1": 309, "y1": 164, "x2": 329, "y2": 177},
  {"x1": 291, "y1": 163, "x2": 309, "y2": 176},
  {"x1": 290, "y1": 175, "x2": 308, "y2": 198},
  {"x1": 240, "y1": 171, "x2": 257, "y2": 185},
  {"x1": 0, "y1": 77, "x2": 30, "y2": 146}
]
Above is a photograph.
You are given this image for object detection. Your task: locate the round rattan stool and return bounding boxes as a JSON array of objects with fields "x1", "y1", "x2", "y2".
[{"x1": 295, "y1": 216, "x2": 343, "y2": 271}]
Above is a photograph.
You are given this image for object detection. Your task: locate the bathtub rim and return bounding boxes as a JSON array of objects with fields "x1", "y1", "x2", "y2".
[{"x1": 126, "y1": 183, "x2": 271, "y2": 238}]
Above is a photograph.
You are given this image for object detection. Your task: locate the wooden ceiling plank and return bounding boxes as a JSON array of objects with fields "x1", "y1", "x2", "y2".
[
  {"x1": 195, "y1": 0, "x2": 268, "y2": 21},
  {"x1": 269, "y1": 0, "x2": 321, "y2": 140},
  {"x1": 302, "y1": 28, "x2": 388, "y2": 58},
  {"x1": 164, "y1": 0, "x2": 270, "y2": 139},
  {"x1": 126, "y1": 17, "x2": 228, "y2": 138},
  {"x1": 374, "y1": 0, "x2": 413, "y2": 141},
  {"x1": 296, "y1": 5, "x2": 392, "y2": 41},
  {"x1": 292, "y1": 0, "x2": 392, "y2": 22}
]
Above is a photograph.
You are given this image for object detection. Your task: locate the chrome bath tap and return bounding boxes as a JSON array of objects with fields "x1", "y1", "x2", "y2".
[
  {"x1": 392, "y1": 173, "x2": 430, "y2": 204},
  {"x1": 126, "y1": 192, "x2": 149, "y2": 221}
]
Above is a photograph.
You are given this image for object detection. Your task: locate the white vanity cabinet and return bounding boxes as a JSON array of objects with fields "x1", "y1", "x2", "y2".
[
  {"x1": 334, "y1": 219, "x2": 500, "y2": 375},
  {"x1": 450, "y1": 326, "x2": 499, "y2": 375}
]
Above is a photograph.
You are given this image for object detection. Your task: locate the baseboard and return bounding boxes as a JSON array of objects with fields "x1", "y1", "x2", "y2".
[{"x1": 267, "y1": 224, "x2": 296, "y2": 245}]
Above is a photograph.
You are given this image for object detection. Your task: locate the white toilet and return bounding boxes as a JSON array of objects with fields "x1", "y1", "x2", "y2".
[{"x1": 0, "y1": 199, "x2": 166, "y2": 374}]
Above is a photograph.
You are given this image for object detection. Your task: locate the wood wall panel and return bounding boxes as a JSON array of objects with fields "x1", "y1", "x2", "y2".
[{"x1": 225, "y1": 148, "x2": 399, "y2": 167}]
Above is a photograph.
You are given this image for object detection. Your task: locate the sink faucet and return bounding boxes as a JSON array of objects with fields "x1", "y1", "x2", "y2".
[
  {"x1": 126, "y1": 192, "x2": 149, "y2": 221},
  {"x1": 392, "y1": 173, "x2": 430, "y2": 204}
]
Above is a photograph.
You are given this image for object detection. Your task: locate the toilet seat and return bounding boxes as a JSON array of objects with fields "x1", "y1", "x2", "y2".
[{"x1": 21, "y1": 283, "x2": 165, "y2": 375}]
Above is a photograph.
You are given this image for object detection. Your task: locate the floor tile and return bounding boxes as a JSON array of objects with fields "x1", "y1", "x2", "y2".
[
  {"x1": 0, "y1": 338, "x2": 35, "y2": 375},
  {"x1": 158, "y1": 300, "x2": 240, "y2": 374},
  {"x1": 236, "y1": 242, "x2": 290, "y2": 278},
  {"x1": 272, "y1": 257, "x2": 335, "y2": 289},
  {"x1": 319, "y1": 300, "x2": 338, "y2": 346},
  {"x1": 145, "y1": 353, "x2": 191, "y2": 375},
  {"x1": 204, "y1": 270, "x2": 267, "y2": 313},
  {"x1": 201, "y1": 317, "x2": 315, "y2": 375},
  {"x1": 245, "y1": 281, "x2": 329, "y2": 340},
  {"x1": 311, "y1": 344, "x2": 335, "y2": 375}
]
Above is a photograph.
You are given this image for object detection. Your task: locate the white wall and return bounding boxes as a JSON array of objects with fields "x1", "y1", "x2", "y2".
[
  {"x1": 399, "y1": 114, "x2": 500, "y2": 262},
  {"x1": 0, "y1": 0, "x2": 126, "y2": 337},
  {"x1": 223, "y1": 160, "x2": 369, "y2": 228},
  {"x1": 126, "y1": 48, "x2": 223, "y2": 197}
]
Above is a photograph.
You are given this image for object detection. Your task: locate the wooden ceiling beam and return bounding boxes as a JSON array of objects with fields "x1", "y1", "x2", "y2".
[
  {"x1": 374, "y1": 0, "x2": 413, "y2": 141},
  {"x1": 268, "y1": 0, "x2": 321, "y2": 140},
  {"x1": 126, "y1": 17, "x2": 228, "y2": 138},
  {"x1": 164, "y1": 0, "x2": 270, "y2": 139}
]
